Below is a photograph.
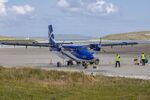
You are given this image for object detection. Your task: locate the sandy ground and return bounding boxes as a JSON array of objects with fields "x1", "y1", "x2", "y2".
[{"x1": 0, "y1": 43, "x2": 149, "y2": 80}]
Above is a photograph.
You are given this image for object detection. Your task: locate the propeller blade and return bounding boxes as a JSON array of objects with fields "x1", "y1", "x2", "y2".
[{"x1": 99, "y1": 37, "x2": 102, "y2": 44}]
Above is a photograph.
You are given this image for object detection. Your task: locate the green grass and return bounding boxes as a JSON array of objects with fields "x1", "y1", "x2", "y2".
[
  {"x1": 101, "y1": 31, "x2": 150, "y2": 40},
  {"x1": 0, "y1": 36, "x2": 37, "y2": 43},
  {"x1": 0, "y1": 39, "x2": 37, "y2": 44},
  {"x1": 0, "y1": 37, "x2": 15, "y2": 40},
  {"x1": 0, "y1": 67, "x2": 150, "y2": 100}
]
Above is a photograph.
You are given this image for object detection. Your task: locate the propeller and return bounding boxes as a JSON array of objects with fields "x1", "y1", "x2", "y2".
[
  {"x1": 61, "y1": 41, "x2": 65, "y2": 46},
  {"x1": 58, "y1": 41, "x2": 65, "y2": 51},
  {"x1": 99, "y1": 37, "x2": 107, "y2": 53}
]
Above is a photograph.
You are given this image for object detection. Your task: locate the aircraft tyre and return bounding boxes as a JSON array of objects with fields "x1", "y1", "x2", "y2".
[
  {"x1": 57, "y1": 62, "x2": 61, "y2": 67},
  {"x1": 76, "y1": 61, "x2": 81, "y2": 65},
  {"x1": 95, "y1": 59, "x2": 100, "y2": 65},
  {"x1": 67, "y1": 60, "x2": 73, "y2": 66},
  {"x1": 82, "y1": 62, "x2": 88, "y2": 69},
  {"x1": 89, "y1": 61, "x2": 94, "y2": 65}
]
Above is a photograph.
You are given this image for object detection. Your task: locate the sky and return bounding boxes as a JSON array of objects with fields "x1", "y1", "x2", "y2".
[{"x1": 0, "y1": 0, "x2": 150, "y2": 37}]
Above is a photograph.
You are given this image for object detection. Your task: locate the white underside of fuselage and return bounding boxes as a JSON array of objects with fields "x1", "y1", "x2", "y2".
[{"x1": 52, "y1": 49, "x2": 93, "y2": 63}]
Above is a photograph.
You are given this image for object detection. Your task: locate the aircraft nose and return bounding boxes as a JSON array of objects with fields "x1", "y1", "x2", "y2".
[
  {"x1": 76, "y1": 49, "x2": 94, "y2": 60},
  {"x1": 86, "y1": 53, "x2": 94, "y2": 60}
]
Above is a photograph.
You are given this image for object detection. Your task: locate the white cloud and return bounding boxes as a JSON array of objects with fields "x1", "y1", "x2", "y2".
[
  {"x1": 0, "y1": 0, "x2": 34, "y2": 16},
  {"x1": 10, "y1": 5, "x2": 34, "y2": 15},
  {"x1": 57, "y1": 0, "x2": 118, "y2": 16},
  {"x1": 87, "y1": 0, "x2": 118, "y2": 15},
  {"x1": 57, "y1": 0, "x2": 69, "y2": 8},
  {"x1": 57, "y1": 0, "x2": 81, "y2": 12},
  {"x1": 0, "y1": 0, "x2": 7, "y2": 16}
]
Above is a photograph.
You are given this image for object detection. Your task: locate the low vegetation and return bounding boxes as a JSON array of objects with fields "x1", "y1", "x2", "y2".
[
  {"x1": 102, "y1": 31, "x2": 150, "y2": 40},
  {"x1": 0, "y1": 67, "x2": 150, "y2": 100},
  {"x1": 0, "y1": 36, "x2": 15, "y2": 40},
  {"x1": 0, "y1": 36, "x2": 37, "y2": 44}
]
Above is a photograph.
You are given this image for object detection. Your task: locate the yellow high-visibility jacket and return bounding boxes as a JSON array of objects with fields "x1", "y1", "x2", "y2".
[
  {"x1": 116, "y1": 55, "x2": 120, "y2": 61},
  {"x1": 141, "y1": 54, "x2": 145, "y2": 60}
]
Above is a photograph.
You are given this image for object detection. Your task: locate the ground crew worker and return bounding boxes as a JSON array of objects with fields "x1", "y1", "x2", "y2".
[
  {"x1": 115, "y1": 54, "x2": 121, "y2": 67},
  {"x1": 141, "y1": 52, "x2": 145, "y2": 66}
]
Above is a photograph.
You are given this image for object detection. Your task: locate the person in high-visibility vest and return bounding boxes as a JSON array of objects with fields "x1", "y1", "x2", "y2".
[
  {"x1": 115, "y1": 54, "x2": 121, "y2": 67},
  {"x1": 141, "y1": 52, "x2": 145, "y2": 66}
]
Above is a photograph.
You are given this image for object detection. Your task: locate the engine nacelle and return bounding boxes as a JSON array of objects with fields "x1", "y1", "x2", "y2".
[{"x1": 89, "y1": 44, "x2": 101, "y2": 51}]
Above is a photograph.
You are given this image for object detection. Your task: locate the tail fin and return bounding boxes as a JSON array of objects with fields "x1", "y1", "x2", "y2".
[{"x1": 48, "y1": 25, "x2": 56, "y2": 45}]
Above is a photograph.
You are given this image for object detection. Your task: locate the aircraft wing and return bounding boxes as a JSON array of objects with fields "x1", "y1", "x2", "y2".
[
  {"x1": 83, "y1": 41, "x2": 138, "y2": 51},
  {"x1": 0, "y1": 42, "x2": 52, "y2": 47},
  {"x1": 101, "y1": 42, "x2": 138, "y2": 47},
  {"x1": 0, "y1": 41, "x2": 73, "y2": 47}
]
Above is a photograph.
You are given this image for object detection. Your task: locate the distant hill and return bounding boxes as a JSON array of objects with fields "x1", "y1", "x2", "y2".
[
  {"x1": 102, "y1": 31, "x2": 150, "y2": 40},
  {"x1": 32, "y1": 34, "x2": 94, "y2": 41},
  {"x1": 0, "y1": 34, "x2": 94, "y2": 42},
  {"x1": 55, "y1": 34, "x2": 93, "y2": 41},
  {"x1": 0, "y1": 36, "x2": 15, "y2": 40},
  {"x1": 0, "y1": 36, "x2": 37, "y2": 43}
]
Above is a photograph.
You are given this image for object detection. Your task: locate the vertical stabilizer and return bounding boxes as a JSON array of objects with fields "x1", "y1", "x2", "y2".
[{"x1": 48, "y1": 25, "x2": 56, "y2": 45}]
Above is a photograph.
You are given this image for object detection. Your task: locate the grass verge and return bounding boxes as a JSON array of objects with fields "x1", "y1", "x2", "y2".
[{"x1": 0, "y1": 67, "x2": 150, "y2": 100}]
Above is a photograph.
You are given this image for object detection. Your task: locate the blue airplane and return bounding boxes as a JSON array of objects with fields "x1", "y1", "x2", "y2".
[{"x1": 0, "y1": 25, "x2": 138, "y2": 68}]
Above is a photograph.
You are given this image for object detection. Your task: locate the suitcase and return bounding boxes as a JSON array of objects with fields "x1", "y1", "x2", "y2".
[{"x1": 145, "y1": 59, "x2": 148, "y2": 63}]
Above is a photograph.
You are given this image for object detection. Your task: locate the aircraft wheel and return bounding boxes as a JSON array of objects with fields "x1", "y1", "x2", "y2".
[
  {"x1": 76, "y1": 62, "x2": 81, "y2": 65},
  {"x1": 57, "y1": 62, "x2": 61, "y2": 67},
  {"x1": 82, "y1": 62, "x2": 88, "y2": 69},
  {"x1": 67, "y1": 60, "x2": 73, "y2": 66},
  {"x1": 89, "y1": 61, "x2": 94, "y2": 65},
  {"x1": 70, "y1": 60, "x2": 73, "y2": 65},
  {"x1": 95, "y1": 59, "x2": 100, "y2": 65}
]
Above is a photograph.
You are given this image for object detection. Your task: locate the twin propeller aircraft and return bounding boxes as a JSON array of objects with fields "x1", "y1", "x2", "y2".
[{"x1": 0, "y1": 25, "x2": 138, "y2": 68}]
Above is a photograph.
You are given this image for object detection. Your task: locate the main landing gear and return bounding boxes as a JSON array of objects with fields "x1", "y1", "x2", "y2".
[
  {"x1": 82, "y1": 62, "x2": 88, "y2": 69},
  {"x1": 56, "y1": 60, "x2": 74, "y2": 67},
  {"x1": 56, "y1": 58, "x2": 100, "y2": 69},
  {"x1": 57, "y1": 62, "x2": 61, "y2": 67},
  {"x1": 82, "y1": 58, "x2": 100, "y2": 69},
  {"x1": 67, "y1": 60, "x2": 73, "y2": 66}
]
